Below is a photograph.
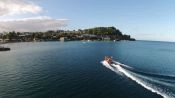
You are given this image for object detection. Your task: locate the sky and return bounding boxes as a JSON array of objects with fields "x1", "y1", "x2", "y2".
[{"x1": 0, "y1": 0, "x2": 175, "y2": 42}]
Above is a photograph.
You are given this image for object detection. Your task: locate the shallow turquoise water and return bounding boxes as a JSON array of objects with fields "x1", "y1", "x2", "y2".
[{"x1": 0, "y1": 41, "x2": 175, "y2": 98}]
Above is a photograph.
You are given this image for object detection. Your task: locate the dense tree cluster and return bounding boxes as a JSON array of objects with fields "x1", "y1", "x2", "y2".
[{"x1": 83, "y1": 27, "x2": 135, "y2": 40}]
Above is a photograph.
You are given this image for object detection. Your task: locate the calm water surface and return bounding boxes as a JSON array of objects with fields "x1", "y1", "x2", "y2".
[{"x1": 0, "y1": 41, "x2": 175, "y2": 98}]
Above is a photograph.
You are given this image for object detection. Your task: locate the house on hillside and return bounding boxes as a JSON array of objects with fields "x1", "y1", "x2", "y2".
[
  {"x1": 102, "y1": 36, "x2": 111, "y2": 41},
  {"x1": 60, "y1": 37, "x2": 68, "y2": 41}
]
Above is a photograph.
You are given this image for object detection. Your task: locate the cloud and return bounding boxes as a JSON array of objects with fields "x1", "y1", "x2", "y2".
[
  {"x1": 0, "y1": 0, "x2": 42, "y2": 16},
  {"x1": 0, "y1": 1, "x2": 70, "y2": 32},
  {"x1": 0, "y1": 16, "x2": 69, "y2": 32}
]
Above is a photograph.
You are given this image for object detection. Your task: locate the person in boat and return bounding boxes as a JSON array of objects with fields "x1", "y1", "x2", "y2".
[{"x1": 104, "y1": 56, "x2": 112, "y2": 64}]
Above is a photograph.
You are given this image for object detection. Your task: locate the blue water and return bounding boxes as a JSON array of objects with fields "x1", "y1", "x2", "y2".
[{"x1": 0, "y1": 41, "x2": 175, "y2": 98}]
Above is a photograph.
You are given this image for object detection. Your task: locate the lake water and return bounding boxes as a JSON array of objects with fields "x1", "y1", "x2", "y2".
[{"x1": 0, "y1": 41, "x2": 175, "y2": 98}]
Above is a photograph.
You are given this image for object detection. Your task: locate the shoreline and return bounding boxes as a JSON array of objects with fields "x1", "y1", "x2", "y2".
[{"x1": 0, "y1": 39, "x2": 136, "y2": 44}]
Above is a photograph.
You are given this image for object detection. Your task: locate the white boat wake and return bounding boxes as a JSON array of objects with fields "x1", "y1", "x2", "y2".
[{"x1": 102, "y1": 60, "x2": 175, "y2": 98}]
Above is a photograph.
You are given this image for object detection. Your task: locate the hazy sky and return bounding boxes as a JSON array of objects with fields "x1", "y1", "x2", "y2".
[{"x1": 0, "y1": 0, "x2": 175, "y2": 42}]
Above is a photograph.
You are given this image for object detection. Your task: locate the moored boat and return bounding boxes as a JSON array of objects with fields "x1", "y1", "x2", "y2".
[{"x1": 0, "y1": 46, "x2": 10, "y2": 51}]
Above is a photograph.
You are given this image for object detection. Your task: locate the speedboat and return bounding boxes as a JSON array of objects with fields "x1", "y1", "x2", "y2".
[
  {"x1": 104, "y1": 56, "x2": 121, "y2": 65},
  {"x1": 104, "y1": 56, "x2": 113, "y2": 64},
  {"x1": 104, "y1": 56, "x2": 132, "y2": 70},
  {"x1": 104, "y1": 56, "x2": 118, "y2": 69}
]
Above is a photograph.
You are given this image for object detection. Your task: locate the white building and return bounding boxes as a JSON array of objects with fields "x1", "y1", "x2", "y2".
[{"x1": 60, "y1": 37, "x2": 68, "y2": 41}]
